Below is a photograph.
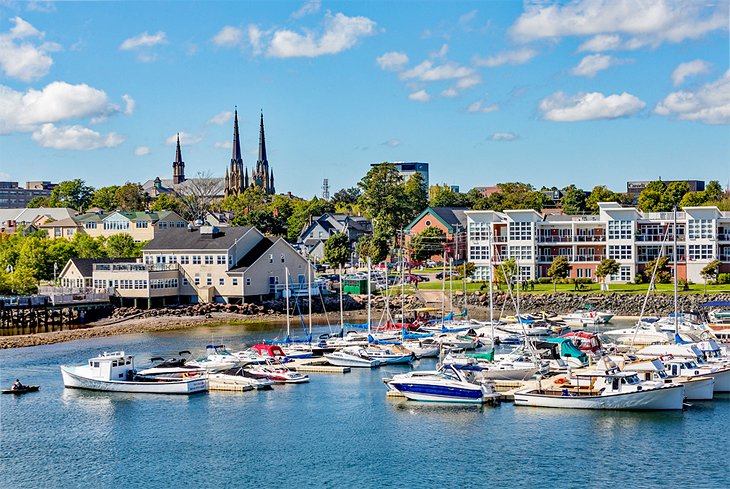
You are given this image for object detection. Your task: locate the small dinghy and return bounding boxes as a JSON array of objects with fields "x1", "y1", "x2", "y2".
[{"x1": 2, "y1": 385, "x2": 40, "y2": 394}]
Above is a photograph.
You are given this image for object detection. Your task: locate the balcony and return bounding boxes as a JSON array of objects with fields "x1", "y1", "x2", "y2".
[
  {"x1": 635, "y1": 234, "x2": 684, "y2": 242},
  {"x1": 538, "y1": 235, "x2": 573, "y2": 243},
  {"x1": 537, "y1": 255, "x2": 604, "y2": 263},
  {"x1": 537, "y1": 235, "x2": 606, "y2": 243},
  {"x1": 717, "y1": 234, "x2": 730, "y2": 242}
]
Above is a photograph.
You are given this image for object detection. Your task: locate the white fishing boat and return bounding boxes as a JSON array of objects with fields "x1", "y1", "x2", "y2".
[
  {"x1": 386, "y1": 365, "x2": 499, "y2": 404},
  {"x1": 325, "y1": 346, "x2": 381, "y2": 368},
  {"x1": 442, "y1": 351, "x2": 549, "y2": 381},
  {"x1": 514, "y1": 366, "x2": 685, "y2": 410},
  {"x1": 609, "y1": 357, "x2": 714, "y2": 400},
  {"x1": 61, "y1": 351, "x2": 208, "y2": 394},
  {"x1": 662, "y1": 356, "x2": 730, "y2": 393}
]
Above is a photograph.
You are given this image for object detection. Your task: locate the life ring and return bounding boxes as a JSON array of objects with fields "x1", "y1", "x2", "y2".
[
  {"x1": 554, "y1": 377, "x2": 567, "y2": 384},
  {"x1": 182, "y1": 373, "x2": 189, "y2": 378}
]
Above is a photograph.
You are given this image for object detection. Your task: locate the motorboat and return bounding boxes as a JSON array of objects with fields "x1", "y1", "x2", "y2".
[
  {"x1": 443, "y1": 351, "x2": 549, "y2": 381},
  {"x1": 386, "y1": 364, "x2": 499, "y2": 404},
  {"x1": 513, "y1": 365, "x2": 685, "y2": 410},
  {"x1": 436, "y1": 330, "x2": 481, "y2": 350},
  {"x1": 401, "y1": 338, "x2": 440, "y2": 359},
  {"x1": 244, "y1": 359, "x2": 309, "y2": 383},
  {"x1": 60, "y1": 351, "x2": 208, "y2": 394},
  {"x1": 662, "y1": 357, "x2": 730, "y2": 393},
  {"x1": 2, "y1": 385, "x2": 40, "y2": 394},
  {"x1": 324, "y1": 346, "x2": 381, "y2": 368},
  {"x1": 364, "y1": 344, "x2": 415, "y2": 365},
  {"x1": 603, "y1": 323, "x2": 674, "y2": 346},
  {"x1": 209, "y1": 366, "x2": 273, "y2": 390},
  {"x1": 561, "y1": 309, "x2": 614, "y2": 326},
  {"x1": 187, "y1": 345, "x2": 241, "y2": 372},
  {"x1": 136, "y1": 353, "x2": 207, "y2": 379}
]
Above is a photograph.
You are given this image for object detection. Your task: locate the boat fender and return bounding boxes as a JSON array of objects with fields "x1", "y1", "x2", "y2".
[
  {"x1": 554, "y1": 377, "x2": 567, "y2": 384},
  {"x1": 637, "y1": 386, "x2": 642, "y2": 391},
  {"x1": 182, "y1": 373, "x2": 189, "y2": 378}
]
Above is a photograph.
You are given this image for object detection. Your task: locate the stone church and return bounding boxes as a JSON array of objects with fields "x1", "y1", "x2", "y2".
[{"x1": 224, "y1": 110, "x2": 275, "y2": 197}]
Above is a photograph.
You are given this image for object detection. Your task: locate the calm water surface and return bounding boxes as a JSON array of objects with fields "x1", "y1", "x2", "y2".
[{"x1": 0, "y1": 320, "x2": 728, "y2": 489}]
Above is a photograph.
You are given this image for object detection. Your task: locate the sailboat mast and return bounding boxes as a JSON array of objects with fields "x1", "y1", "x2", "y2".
[
  {"x1": 488, "y1": 224, "x2": 494, "y2": 341},
  {"x1": 449, "y1": 257, "x2": 453, "y2": 315},
  {"x1": 308, "y1": 261, "x2": 312, "y2": 335},
  {"x1": 285, "y1": 267, "x2": 290, "y2": 338},
  {"x1": 400, "y1": 230, "x2": 405, "y2": 327},
  {"x1": 339, "y1": 264, "x2": 344, "y2": 329},
  {"x1": 367, "y1": 257, "x2": 372, "y2": 338},
  {"x1": 441, "y1": 248, "x2": 446, "y2": 325},
  {"x1": 673, "y1": 208, "x2": 678, "y2": 335}
]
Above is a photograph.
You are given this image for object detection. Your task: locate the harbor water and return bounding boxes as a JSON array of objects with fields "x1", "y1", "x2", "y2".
[{"x1": 1, "y1": 320, "x2": 729, "y2": 489}]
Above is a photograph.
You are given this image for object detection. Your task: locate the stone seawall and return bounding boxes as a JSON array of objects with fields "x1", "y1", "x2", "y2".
[{"x1": 463, "y1": 292, "x2": 730, "y2": 316}]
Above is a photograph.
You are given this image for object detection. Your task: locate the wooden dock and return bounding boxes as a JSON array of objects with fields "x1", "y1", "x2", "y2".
[{"x1": 208, "y1": 378, "x2": 254, "y2": 392}]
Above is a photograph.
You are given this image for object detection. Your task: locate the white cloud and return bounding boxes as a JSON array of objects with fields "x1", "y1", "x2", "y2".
[
  {"x1": 208, "y1": 111, "x2": 233, "y2": 125},
  {"x1": 248, "y1": 25, "x2": 263, "y2": 55},
  {"x1": 441, "y1": 88, "x2": 459, "y2": 98},
  {"x1": 214, "y1": 141, "x2": 233, "y2": 150},
  {"x1": 122, "y1": 94, "x2": 135, "y2": 115},
  {"x1": 577, "y1": 34, "x2": 622, "y2": 52},
  {"x1": 474, "y1": 48, "x2": 537, "y2": 67},
  {"x1": 431, "y1": 43, "x2": 449, "y2": 59},
  {"x1": 467, "y1": 100, "x2": 499, "y2": 113},
  {"x1": 119, "y1": 31, "x2": 167, "y2": 51},
  {"x1": 134, "y1": 146, "x2": 151, "y2": 156},
  {"x1": 291, "y1": 0, "x2": 321, "y2": 19},
  {"x1": 267, "y1": 12, "x2": 376, "y2": 58},
  {"x1": 510, "y1": 0, "x2": 728, "y2": 47},
  {"x1": 0, "y1": 82, "x2": 119, "y2": 134},
  {"x1": 32, "y1": 123, "x2": 125, "y2": 150},
  {"x1": 212, "y1": 26, "x2": 243, "y2": 47},
  {"x1": 540, "y1": 91, "x2": 646, "y2": 122},
  {"x1": 382, "y1": 139, "x2": 401, "y2": 147},
  {"x1": 400, "y1": 60, "x2": 474, "y2": 82},
  {"x1": 488, "y1": 132, "x2": 519, "y2": 141},
  {"x1": 0, "y1": 16, "x2": 61, "y2": 82},
  {"x1": 408, "y1": 90, "x2": 431, "y2": 102},
  {"x1": 376, "y1": 51, "x2": 409, "y2": 71},
  {"x1": 166, "y1": 131, "x2": 202, "y2": 146},
  {"x1": 671, "y1": 59, "x2": 711, "y2": 86},
  {"x1": 26, "y1": 2, "x2": 57, "y2": 13},
  {"x1": 570, "y1": 54, "x2": 629, "y2": 77},
  {"x1": 655, "y1": 70, "x2": 730, "y2": 124},
  {"x1": 455, "y1": 75, "x2": 482, "y2": 89}
]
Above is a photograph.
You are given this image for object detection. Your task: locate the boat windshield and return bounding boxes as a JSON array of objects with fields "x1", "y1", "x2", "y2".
[
  {"x1": 624, "y1": 375, "x2": 640, "y2": 385},
  {"x1": 657, "y1": 370, "x2": 668, "y2": 379}
]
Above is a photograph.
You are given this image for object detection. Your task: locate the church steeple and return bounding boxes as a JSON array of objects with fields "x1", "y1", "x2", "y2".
[
  {"x1": 232, "y1": 109, "x2": 243, "y2": 166},
  {"x1": 172, "y1": 133, "x2": 185, "y2": 184},
  {"x1": 258, "y1": 111, "x2": 268, "y2": 166}
]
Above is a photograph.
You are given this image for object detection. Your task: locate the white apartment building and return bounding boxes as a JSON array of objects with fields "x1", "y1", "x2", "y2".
[{"x1": 466, "y1": 203, "x2": 730, "y2": 284}]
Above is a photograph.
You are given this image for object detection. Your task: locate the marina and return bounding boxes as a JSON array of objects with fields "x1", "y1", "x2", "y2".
[{"x1": 1, "y1": 318, "x2": 729, "y2": 488}]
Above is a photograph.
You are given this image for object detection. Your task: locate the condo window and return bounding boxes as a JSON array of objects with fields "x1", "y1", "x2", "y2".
[
  {"x1": 192, "y1": 256, "x2": 201, "y2": 264},
  {"x1": 219, "y1": 278, "x2": 224, "y2": 286},
  {"x1": 204, "y1": 255, "x2": 213, "y2": 265},
  {"x1": 246, "y1": 278, "x2": 251, "y2": 286},
  {"x1": 217, "y1": 255, "x2": 226, "y2": 265},
  {"x1": 508, "y1": 222, "x2": 532, "y2": 241},
  {"x1": 206, "y1": 275, "x2": 212, "y2": 286},
  {"x1": 180, "y1": 256, "x2": 189, "y2": 264},
  {"x1": 232, "y1": 278, "x2": 238, "y2": 286}
]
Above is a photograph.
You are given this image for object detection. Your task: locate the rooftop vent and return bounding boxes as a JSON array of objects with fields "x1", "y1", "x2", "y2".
[{"x1": 200, "y1": 225, "x2": 220, "y2": 238}]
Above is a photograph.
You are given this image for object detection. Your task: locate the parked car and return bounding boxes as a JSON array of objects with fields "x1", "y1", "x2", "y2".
[
  {"x1": 319, "y1": 273, "x2": 340, "y2": 283},
  {"x1": 425, "y1": 260, "x2": 438, "y2": 268},
  {"x1": 413, "y1": 274, "x2": 430, "y2": 282},
  {"x1": 435, "y1": 271, "x2": 458, "y2": 280}
]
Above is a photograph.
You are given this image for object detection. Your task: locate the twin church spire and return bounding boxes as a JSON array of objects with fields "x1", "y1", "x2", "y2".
[{"x1": 224, "y1": 109, "x2": 275, "y2": 198}]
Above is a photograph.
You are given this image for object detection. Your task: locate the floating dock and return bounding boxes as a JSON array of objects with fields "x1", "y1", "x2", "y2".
[{"x1": 208, "y1": 379, "x2": 254, "y2": 392}]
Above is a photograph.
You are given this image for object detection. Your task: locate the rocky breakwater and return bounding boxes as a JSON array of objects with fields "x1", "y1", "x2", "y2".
[{"x1": 465, "y1": 291, "x2": 730, "y2": 316}]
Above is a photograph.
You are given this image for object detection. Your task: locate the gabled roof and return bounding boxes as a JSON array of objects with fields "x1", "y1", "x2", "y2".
[
  {"x1": 63, "y1": 258, "x2": 136, "y2": 278},
  {"x1": 39, "y1": 217, "x2": 80, "y2": 228},
  {"x1": 1, "y1": 207, "x2": 76, "y2": 224},
  {"x1": 227, "y1": 237, "x2": 276, "y2": 273},
  {"x1": 405, "y1": 207, "x2": 468, "y2": 232},
  {"x1": 143, "y1": 226, "x2": 253, "y2": 251}
]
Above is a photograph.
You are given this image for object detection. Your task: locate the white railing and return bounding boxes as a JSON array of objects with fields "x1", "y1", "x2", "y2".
[{"x1": 38, "y1": 286, "x2": 110, "y2": 305}]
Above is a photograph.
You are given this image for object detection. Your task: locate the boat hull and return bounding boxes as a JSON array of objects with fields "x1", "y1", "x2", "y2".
[
  {"x1": 324, "y1": 353, "x2": 380, "y2": 368},
  {"x1": 389, "y1": 381, "x2": 488, "y2": 404},
  {"x1": 61, "y1": 366, "x2": 208, "y2": 394},
  {"x1": 513, "y1": 385, "x2": 685, "y2": 410},
  {"x1": 681, "y1": 377, "x2": 715, "y2": 400}
]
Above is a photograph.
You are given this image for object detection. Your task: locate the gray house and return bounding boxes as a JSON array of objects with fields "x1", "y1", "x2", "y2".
[{"x1": 298, "y1": 213, "x2": 372, "y2": 261}]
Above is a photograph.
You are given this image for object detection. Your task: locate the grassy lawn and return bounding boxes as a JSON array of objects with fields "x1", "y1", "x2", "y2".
[{"x1": 394, "y1": 280, "x2": 730, "y2": 295}]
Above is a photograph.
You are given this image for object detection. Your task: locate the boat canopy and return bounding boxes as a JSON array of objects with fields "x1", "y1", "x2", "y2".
[
  {"x1": 701, "y1": 301, "x2": 730, "y2": 307},
  {"x1": 544, "y1": 338, "x2": 589, "y2": 363},
  {"x1": 250, "y1": 344, "x2": 286, "y2": 357}
]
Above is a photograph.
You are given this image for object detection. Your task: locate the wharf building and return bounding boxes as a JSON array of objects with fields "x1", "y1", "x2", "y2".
[
  {"x1": 57, "y1": 225, "x2": 310, "y2": 307},
  {"x1": 465, "y1": 203, "x2": 729, "y2": 284}
]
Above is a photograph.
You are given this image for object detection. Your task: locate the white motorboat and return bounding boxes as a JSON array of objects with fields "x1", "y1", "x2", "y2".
[
  {"x1": 562, "y1": 309, "x2": 614, "y2": 326},
  {"x1": 436, "y1": 331, "x2": 480, "y2": 350},
  {"x1": 209, "y1": 366, "x2": 274, "y2": 390},
  {"x1": 187, "y1": 344, "x2": 241, "y2": 372},
  {"x1": 324, "y1": 346, "x2": 381, "y2": 368},
  {"x1": 663, "y1": 357, "x2": 730, "y2": 393},
  {"x1": 442, "y1": 351, "x2": 549, "y2": 381},
  {"x1": 603, "y1": 323, "x2": 673, "y2": 346},
  {"x1": 514, "y1": 366, "x2": 685, "y2": 410},
  {"x1": 386, "y1": 365, "x2": 499, "y2": 404},
  {"x1": 244, "y1": 360, "x2": 309, "y2": 383},
  {"x1": 61, "y1": 351, "x2": 208, "y2": 394},
  {"x1": 401, "y1": 338, "x2": 440, "y2": 359},
  {"x1": 136, "y1": 353, "x2": 207, "y2": 379},
  {"x1": 365, "y1": 344, "x2": 415, "y2": 365}
]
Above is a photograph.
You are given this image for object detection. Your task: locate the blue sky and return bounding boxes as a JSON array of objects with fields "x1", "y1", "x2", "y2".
[{"x1": 0, "y1": 0, "x2": 728, "y2": 198}]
